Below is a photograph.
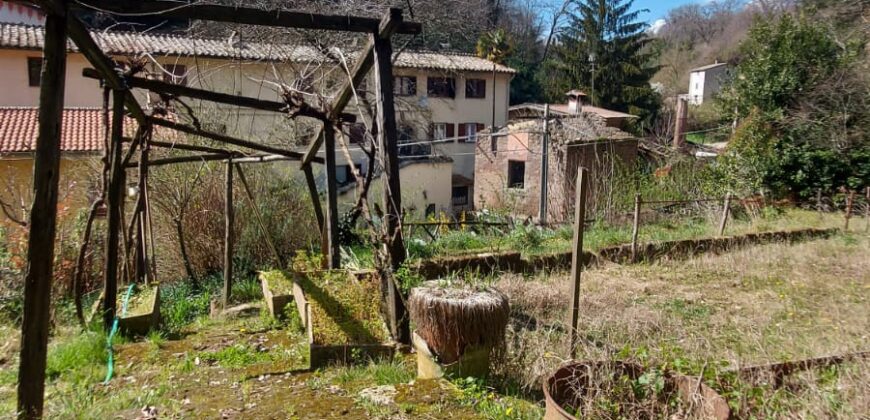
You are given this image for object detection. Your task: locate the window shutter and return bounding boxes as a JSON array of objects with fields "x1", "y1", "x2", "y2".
[
  {"x1": 477, "y1": 123, "x2": 486, "y2": 131},
  {"x1": 458, "y1": 123, "x2": 467, "y2": 142},
  {"x1": 446, "y1": 123, "x2": 455, "y2": 139},
  {"x1": 428, "y1": 123, "x2": 434, "y2": 140}
]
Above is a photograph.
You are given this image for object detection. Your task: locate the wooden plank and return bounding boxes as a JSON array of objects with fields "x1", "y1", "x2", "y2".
[
  {"x1": 71, "y1": 0, "x2": 422, "y2": 34},
  {"x1": 372, "y1": 9, "x2": 408, "y2": 344},
  {"x1": 568, "y1": 167, "x2": 588, "y2": 359},
  {"x1": 16, "y1": 7, "x2": 67, "y2": 418},
  {"x1": 223, "y1": 160, "x2": 234, "y2": 307},
  {"x1": 324, "y1": 127, "x2": 341, "y2": 269},
  {"x1": 103, "y1": 89, "x2": 126, "y2": 330},
  {"x1": 146, "y1": 117, "x2": 320, "y2": 163},
  {"x1": 300, "y1": 8, "x2": 408, "y2": 168}
]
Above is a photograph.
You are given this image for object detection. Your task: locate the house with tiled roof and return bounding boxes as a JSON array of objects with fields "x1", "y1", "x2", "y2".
[{"x1": 0, "y1": 16, "x2": 515, "y2": 223}]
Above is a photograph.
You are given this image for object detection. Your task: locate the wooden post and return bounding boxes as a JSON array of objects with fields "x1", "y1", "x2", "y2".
[
  {"x1": 372, "y1": 9, "x2": 409, "y2": 344},
  {"x1": 303, "y1": 164, "x2": 325, "y2": 233},
  {"x1": 718, "y1": 193, "x2": 732, "y2": 237},
  {"x1": 323, "y1": 125, "x2": 342, "y2": 269},
  {"x1": 539, "y1": 104, "x2": 550, "y2": 224},
  {"x1": 223, "y1": 159, "x2": 234, "y2": 307},
  {"x1": 102, "y1": 89, "x2": 126, "y2": 330},
  {"x1": 135, "y1": 137, "x2": 149, "y2": 284},
  {"x1": 673, "y1": 97, "x2": 688, "y2": 149},
  {"x1": 630, "y1": 194, "x2": 641, "y2": 262},
  {"x1": 844, "y1": 190, "x2": 855, "y2": 231},
  {"x1": 17, "y1": 5, "x2": 67, "y2": 418},
  {"x1": 569, "y1": 167, "x2": 588, "y2": 359}
]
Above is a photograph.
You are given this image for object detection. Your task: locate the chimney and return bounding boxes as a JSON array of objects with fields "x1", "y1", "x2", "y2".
[{"x1": 566, "y1": 90, "x2": 587, "y2": 114}]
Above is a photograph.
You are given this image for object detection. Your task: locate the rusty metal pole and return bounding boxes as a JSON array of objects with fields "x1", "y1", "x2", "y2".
[
  {"x1": 718, "y1": 193, "x2": 731, "y2": 237},
  {"x1": 569, "y1": 167, "x2": 588, "y2": 359},
  {"x1": 630, "y1": 194, "x2": 641, "y2": 262}
]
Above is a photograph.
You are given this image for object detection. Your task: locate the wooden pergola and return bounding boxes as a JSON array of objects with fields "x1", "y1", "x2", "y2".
[{"x1": 14, "y1": 1, "x2": 419, "y2": 418}]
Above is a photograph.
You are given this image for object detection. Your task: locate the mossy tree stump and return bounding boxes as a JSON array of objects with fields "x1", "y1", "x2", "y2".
[{"x1": 409, "y1": 281, "x2": 510, "y2": 379}]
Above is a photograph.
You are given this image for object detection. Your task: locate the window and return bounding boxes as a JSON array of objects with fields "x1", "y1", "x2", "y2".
[
  {"x1": 431, "y1": 123, "x2": 454, "y2": 141},
  {"x1": 394, "y1": 76, "x2": 416, "y2": 96},
  {"x1": 427, "y1": 77, "x2": 455, "y2": 98},
  {"x1": 163, "y1": 64, "x2": 187, "y2": 86},
  {"x1": 432, "y1": 123, "x2": 447, "y2": 140},
  {"x1": 452, "y1": 186, "x2": 469, "y2": 206},
  {"x1": 508, "y1": 161, "x2": 525, "y2": 189},
  {"x1": 459, "y1": 123, "x2": 484, "y2": 143},
  {"x1": 27, "y1": 57, "x2": 42, "y2": 87},
  {"x1": 465, "y1": 78, "x2": 486, "y2": 98}
]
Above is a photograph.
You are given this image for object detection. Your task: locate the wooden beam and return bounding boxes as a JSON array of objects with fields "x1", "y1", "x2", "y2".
[
  {"x1": 16, "y1": 6, "x2": 67, "y2": 418},
  {"x1": 126, "y1": 153, "x2": 233, "y2": 168},
  {"x1": 300, "y1": 8, "x2": 407, "y2": 168},
  {"x1": 39, "y1": 3, "x2": 148, "y2": 125},
  {"x1": 71, "y1": 0, "x2": 422, "y2": 35},
  {"x1": 146, "y1": 117, "x2": 321, "y2": 163},
  {"x1": 103, "y1": 89, "x2": 126, "y2": 331},
  {"x1": 232, "y1": 154, "x2": 300, "y2": 164},
  {"x1": 303, "y1": 164, "x2": 325, "y2": 233},
  {"x1": 568, "y1": 167, "x2": 589, "y2": 359},
  {"x1": 235, "y1": 164, "x2": 284, "y2": 267},
  {"x1": 372, "y1": 8, "x2": 409, "y2": 344},
  {"x1": 124, "y1": 137, "x2": 233, "y2": 155},
  {"x1": 83, "y1": 68, "x2": 356, "y2": 122},
  {"x1": 324, "y1": 127, "x2": 341, "y2": 269},
  {"x1": 223, "y1": 160, "x2": 234, "y2": 308}
]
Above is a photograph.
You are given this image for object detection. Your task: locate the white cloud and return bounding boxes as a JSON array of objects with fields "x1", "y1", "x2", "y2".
[{"x1": 649, "y1": 19, "x2": 667, "y2": 35}]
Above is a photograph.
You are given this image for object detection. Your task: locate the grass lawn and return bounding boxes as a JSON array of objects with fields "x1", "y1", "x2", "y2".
[
  {"x1": 0, "y1": 211, "x2": 865, "y2": 418},
  {"x1": 495, "y1": 232, "x2": 869, "y2": 418}
]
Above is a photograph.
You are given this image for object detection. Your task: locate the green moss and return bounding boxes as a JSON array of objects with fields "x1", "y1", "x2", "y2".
[
  {"x1": 296, "y1": 270, "x2": 390, "y2": 346},
  {"x1": 121, "y1": 286, "x2": 157, "y2": 317},
  {"x1": 260, "y1": 270, "x2": 296, "y2": 295}
]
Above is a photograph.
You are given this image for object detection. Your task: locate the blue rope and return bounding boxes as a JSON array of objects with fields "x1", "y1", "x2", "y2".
[{"x1": 104, "y1": 283, "x2": 136, "y2": 384}]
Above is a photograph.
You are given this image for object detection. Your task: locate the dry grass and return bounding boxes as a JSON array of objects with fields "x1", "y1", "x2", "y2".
[{"x1": 494, "y1": 232, "x2": 869, "y2": 417}]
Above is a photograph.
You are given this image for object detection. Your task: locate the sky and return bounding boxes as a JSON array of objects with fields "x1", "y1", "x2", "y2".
[{"x1": 540, "y1": 0, "x2": 716, "y2": 34}]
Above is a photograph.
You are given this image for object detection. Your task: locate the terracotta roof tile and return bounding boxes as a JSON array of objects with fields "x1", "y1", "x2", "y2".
[
  {"x1": 0, "y1": 107, "x2": 134, "y2": 154},
  {"x1": 0, "y1": 22, "x2": 515, "y2": 73}
]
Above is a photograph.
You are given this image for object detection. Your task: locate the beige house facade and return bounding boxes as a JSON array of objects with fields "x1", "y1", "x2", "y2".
[{"x1": 0, "y1": 20, "x2": 514, "y2": 225}]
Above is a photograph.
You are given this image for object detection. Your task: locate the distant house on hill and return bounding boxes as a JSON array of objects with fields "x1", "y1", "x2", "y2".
[{"x1": 686, "y1": 62, "x2": 730, "y2": 105}]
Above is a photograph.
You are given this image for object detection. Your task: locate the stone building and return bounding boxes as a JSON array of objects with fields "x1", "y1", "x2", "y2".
[{"x1": 474, "y1": 113, "x2": 637, "y2": 223}]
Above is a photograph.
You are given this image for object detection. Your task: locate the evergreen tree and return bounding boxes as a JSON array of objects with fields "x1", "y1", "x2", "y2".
[{"x1": 546, "y1": 0, "x2": 660, "y2": 126}]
